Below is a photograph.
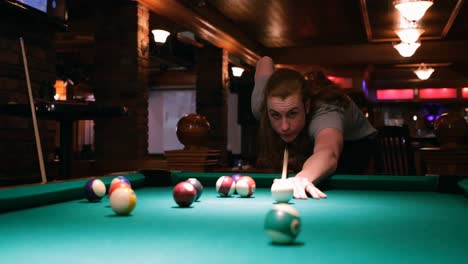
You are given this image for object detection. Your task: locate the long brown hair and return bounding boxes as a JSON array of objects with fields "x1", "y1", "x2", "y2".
[
  {"x1": 256, "y1": 68, "x2": 349, "y2": 171},
  {"x1": 305, "y1": 70, "x2": 350, "y2": 110}
]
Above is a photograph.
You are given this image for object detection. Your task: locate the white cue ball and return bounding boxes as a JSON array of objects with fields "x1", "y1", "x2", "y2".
[{"x1": 271, "y1": 179, "x2": 294, "y2": 203}]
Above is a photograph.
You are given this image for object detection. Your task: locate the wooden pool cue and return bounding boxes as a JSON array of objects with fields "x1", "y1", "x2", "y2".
[
  {"x1": 19, "y1": 37, "x2": 47, "y2": 184},
  {"x1": 281, "y1": 147, "x2": 288, "y2": 180}
]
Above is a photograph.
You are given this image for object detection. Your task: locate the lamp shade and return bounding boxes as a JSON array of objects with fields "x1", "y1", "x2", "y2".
[
  {"x1": 393, "y1": 42, "x2": 421, "y2": 57},
  {"x1": 152, "y1": 29, "x2": 170, "y2": 44},
  {"x1": 394, "y1": 0, "x2": 433, "y2": 21},
  {"x1": 394, "y1": 28, "x2": 424, "y2": 43},
  {"x1": 414, "y1": 64, "x2": 434, "y2": 80}
]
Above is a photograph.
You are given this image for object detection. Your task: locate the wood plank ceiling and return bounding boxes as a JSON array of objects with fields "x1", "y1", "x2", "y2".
[{"x1": 142, "y1": 0, "x2": 468, "y2": 90}]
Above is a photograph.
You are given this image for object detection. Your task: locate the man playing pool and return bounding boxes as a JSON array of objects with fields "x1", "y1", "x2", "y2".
[{"x1": 251, "y1": 57, "x2": 377, "y2": 200}]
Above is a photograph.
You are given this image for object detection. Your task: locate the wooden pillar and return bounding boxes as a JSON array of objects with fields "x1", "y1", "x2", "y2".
[
  {"x1": 94, "y1": 2, "x2": 149, "y2": 163},
  {"x1": 196, "y1": 45, "x2": 229, "y2": 151}
]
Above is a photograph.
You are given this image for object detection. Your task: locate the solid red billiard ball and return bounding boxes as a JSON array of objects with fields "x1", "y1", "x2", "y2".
[
  {"x1": 108, "y1": 182, "x2": 132, "y2": 197},
  {"x1": 173, "y1": 182, "x2": 197, "y2": 207},
  {"x1": 185, "y1": 178, "x2": 203, "y2": 201},
  {"x1": 236, "y1": 176, "x2": 256, "y2": 198},
  {"x1": 216, "y1": 176, "x2": 235, "y2": 197}
]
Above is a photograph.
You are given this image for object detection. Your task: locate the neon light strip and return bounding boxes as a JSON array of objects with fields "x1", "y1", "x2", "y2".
[
  {"x1": 419, "y1": 88, "x2": 457, "y2": 99},
  {"x1": 376, "y1": 89, "x2": 414, "y2": 100},
  {"x1": 462, "y1": 87, "x2": 468, "y2": 99}
]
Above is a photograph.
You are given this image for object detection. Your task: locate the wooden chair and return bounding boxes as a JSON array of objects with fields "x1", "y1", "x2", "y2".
[{"x1": 376, "y1": 126, "x2": 414, "y2": 176}]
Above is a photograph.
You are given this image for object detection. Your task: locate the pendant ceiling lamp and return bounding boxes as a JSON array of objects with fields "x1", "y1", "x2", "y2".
[
  {"x1": 414, "y1": 63, "x2": 434, "y2": 80},
  {"x1": 394, "y1": 27, "x2": 425, "y2": 43},
  {"x1": 393, "y1": 42, "x2": 421, "y2": 57},
  {"x1": 393, "y1": 0, "x2": 433, "y2": 21}
]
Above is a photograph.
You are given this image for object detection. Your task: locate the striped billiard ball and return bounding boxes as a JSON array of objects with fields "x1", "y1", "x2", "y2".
[
  {"x1": 235, "y1": 176, "x2": 256, "y2": 198},
  {"x1": 110, "y1": 187, "x2": 137, "y2": 215},
  {"x1": 111, "y1": 176, "x2": 131, "y2": 188},
  {"x1": 108, "y1": 181, "x2": 132, "y2": 197},
  {"x1": 83, "y1": 178, "x2": 106, "y2": 202},
  {"x1": 264, "y1": 203, "x2": 301, "y2": 244},
  {"x1": 216, "y1": 176, "x2": 235, "y2": 197}
]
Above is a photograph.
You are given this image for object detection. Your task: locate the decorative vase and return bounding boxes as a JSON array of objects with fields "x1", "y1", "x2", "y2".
[
  {"x1": 176, "y1": 113, "x2": 211, "y2": 150},
  {"x1": 433, "y1": 112, "x2": 468, "y2": 148}
]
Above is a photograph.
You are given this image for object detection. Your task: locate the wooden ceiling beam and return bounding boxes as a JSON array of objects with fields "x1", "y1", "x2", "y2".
[
  {"x1": 137, "y1": 0, "x2": 263, "y2": 66},
  {"x1": 270, "y1": 40, "x2": 468, "y2": 67}
]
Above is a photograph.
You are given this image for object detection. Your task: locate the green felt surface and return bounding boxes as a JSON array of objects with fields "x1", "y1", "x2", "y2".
[{"x1": 1, "y1": 175, "x2": 468, "y2": 264}]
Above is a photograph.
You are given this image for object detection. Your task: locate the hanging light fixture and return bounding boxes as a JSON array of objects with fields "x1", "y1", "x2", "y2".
[
  {"x1": 393, "y1": 0, "x2": 433, "y2": 21},
  {"x1": 393, "y1": 42, "x2": 421, "y2": 57},
  {"x1": 394, "y1": 18, "x2": 424, "y2": 43},
  {"x1": 231, "y1": 66, "x2": 244, "y2": 77},
  {"x1": 395, "y1": 28, "x2": 425, "y2": 43},
  {"x1": 151, "y1": 29, "x2": 170, "y2": 44},
  {"x1": 414, "y1": 63, "x2": 434, "y2": 80}
]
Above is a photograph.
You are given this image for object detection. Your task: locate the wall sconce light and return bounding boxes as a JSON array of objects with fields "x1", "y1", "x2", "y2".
[
  {"x1": 231, "y1": 66, "x2": 244, "y2": 77},
  {"x1": 151, "y1": 29, "x2": 170, "y2": 44},
  {"x1": 414, "y1": 63, "x2": 434, "y2": 80},
  {"x1": 393, "y1": 42, "x2": 421, "y2": 57},
  {"x1": 393, "y1": 0, "x2": 433, "y2": 21}
]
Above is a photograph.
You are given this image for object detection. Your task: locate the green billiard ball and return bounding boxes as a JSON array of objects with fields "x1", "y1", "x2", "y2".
[{"x1": 264, "y1": 203, "x2": 301, "y2": 244}]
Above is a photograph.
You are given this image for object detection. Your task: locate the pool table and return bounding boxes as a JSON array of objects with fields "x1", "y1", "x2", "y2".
[{"x1": 1, "y1": 171, "x2": 467, "y2": 263}]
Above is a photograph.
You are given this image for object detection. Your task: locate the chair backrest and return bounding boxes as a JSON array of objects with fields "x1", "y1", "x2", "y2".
[{"x1": 376, "y1": 126, "x2": 413, "y2": 176}]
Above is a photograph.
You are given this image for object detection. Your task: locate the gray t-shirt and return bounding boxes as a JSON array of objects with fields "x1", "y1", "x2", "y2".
[
  {"x1": 308, "y1": 100, "x2": 376, "y2": 141},
  {"x1": 251, "y1": 76, "x2": 376, "y2": 141}
]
